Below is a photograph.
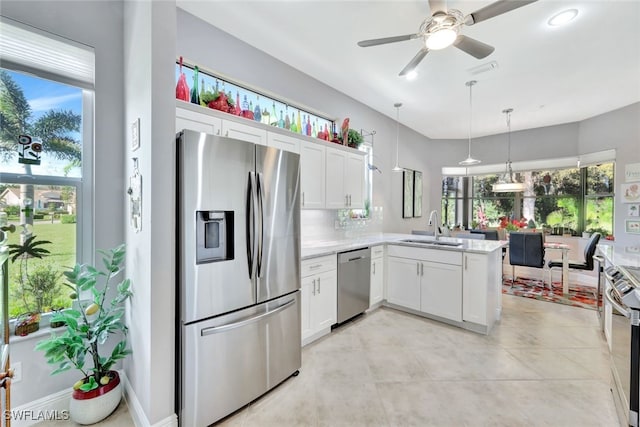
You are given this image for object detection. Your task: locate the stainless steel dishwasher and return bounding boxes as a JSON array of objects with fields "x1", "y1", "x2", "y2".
[{"x1": 337, "y1": 247, "x2": 371, "y2": 324}]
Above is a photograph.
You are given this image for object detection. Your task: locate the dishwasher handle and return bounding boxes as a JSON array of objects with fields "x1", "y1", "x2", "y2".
[{"x1": 338, "y1": 247, "x2": 371, "y2": 264}]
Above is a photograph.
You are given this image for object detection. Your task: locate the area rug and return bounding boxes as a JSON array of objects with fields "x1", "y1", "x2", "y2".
[{"x1": 502, "y1": 277, "x2": 598, "y2": 310}]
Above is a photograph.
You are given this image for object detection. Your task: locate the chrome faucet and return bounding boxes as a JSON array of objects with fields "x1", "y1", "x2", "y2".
[{"x1": 428, "y1": 210, "x2": 440, "y2": 240}]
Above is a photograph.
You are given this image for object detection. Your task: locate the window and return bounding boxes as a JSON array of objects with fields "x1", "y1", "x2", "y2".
[
  {"x1": 443, "y1": 162, "x2": 615, "y2": 235},
  {"x1": 0, "y1": 17, "x2": 94, "y2": 327}
]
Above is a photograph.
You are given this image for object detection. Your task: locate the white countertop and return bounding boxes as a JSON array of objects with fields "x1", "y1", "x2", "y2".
[
  {"x1": 598, "y1": 243, "x2": 640, "y2": 268},
  {"x1": 301, "y1": 233, "x2": 506, "y2": 260}
]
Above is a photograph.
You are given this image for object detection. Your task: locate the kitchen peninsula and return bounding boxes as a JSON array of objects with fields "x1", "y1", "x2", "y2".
[{"x1": 301, "y1": 234, "x2": 505, "y2": 344}]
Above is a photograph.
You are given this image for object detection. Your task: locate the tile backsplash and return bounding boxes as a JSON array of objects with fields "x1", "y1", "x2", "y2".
[{"x1": 301, "y1": 207, "x2": 383, "y2": 244}]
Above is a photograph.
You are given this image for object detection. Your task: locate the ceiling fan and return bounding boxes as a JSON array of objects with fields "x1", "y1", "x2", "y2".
[{"x1": 357, "y1": 0, "x2": 538, "y2": 76}]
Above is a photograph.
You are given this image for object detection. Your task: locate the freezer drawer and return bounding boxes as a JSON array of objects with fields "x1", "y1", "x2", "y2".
[{"x1": 180, "y1": 291, "x2": 301, "y2": 427}]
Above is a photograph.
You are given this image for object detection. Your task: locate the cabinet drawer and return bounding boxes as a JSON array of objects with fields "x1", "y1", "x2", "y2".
[
  {"x1": 387, "y1": 245, "x2": 462, "y2": 265},
  {"x1": 301, "y1": 255, "x2": 336, "y2": 277},
  {"x1": 371, "y1": 245, "x2": 384, "y2": 259}
]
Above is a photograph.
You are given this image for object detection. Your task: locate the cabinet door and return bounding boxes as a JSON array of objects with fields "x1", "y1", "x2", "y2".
[
  {"x1": 345, "y1": 152, "x2": 365, "y2": 209},
  {"x1": 325, "y1": 148, "x2": 347, "y2": 208},
  {"x1": 301, "y1": 275, "x2": 315, "y2": 342},
  {"x1": 370, "y1": 257, "x2": 384, "y2": 307},
  {"x1": 221, "y1": 119, "x2": 267, "y2": 146},
  {"x1": 300, "y1": 144, "x2": 326, "y2": 209},
  {"x1": 267, "y1": 132, "x2": 301, "y2": 154},
  {"x1": 462, "y1": 253, "x2": 489, "y2": 325},
  {"x1": 313, "y1": 270, "x2": 337, "y2": 331},
  {"x1": 176, "y1": 107, "x2": 222, "y2": 135},
  {"x1": 387, "y1": 257, "x2": 420, "y2": 310},
  {"x1": 421, "y1": 261, "x2": 462, "y2": 322}
]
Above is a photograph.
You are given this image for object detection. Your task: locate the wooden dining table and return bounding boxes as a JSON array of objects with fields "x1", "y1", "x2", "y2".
[{"x1": 544, "y1": 242, "x2": 571, "y2": 294}]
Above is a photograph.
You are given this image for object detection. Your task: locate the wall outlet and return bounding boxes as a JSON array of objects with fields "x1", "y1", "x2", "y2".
[{"x1": 12, "y1": 361, "x2": 22, "y2": 383}]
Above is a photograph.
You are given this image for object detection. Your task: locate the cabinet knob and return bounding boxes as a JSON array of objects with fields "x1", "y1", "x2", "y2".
[
  {"x1": 225, "y1": 131, "x2": 229, "y2": 137},
  {"x1": 317, "y1": 277, "x2": 321, "y2": 294},
  {"x1": 312, "y1": 279, "x2": 316, "y2": 296},
  {"x1": 216, "y1": 129, "x2": 221, "y2": 135}
]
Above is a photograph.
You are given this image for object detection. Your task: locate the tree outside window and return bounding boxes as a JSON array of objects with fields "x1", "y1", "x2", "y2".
[{"x1": 1, "y1": 68, "x2": 83, "y2": 319}]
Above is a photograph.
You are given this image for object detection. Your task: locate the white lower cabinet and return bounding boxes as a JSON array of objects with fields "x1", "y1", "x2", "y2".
[
  {"x1": 301, "y1": 256, "x2": 337, "y2": 346},
  {"x1": 387, "y1": 245, "x2": 463, "y2": 322},
  {"x1": 421, "y1": 261, "x2": 462, "y2": 322},
  {"x1": 370, "y1": 247, "x2": 384, "y2": 307},
  {"x1": 387, "y1": 256, "x2": 421, "y2": 311},
  {"x1": 462, "y1": 251, "x2": 502, "y2": 330}
]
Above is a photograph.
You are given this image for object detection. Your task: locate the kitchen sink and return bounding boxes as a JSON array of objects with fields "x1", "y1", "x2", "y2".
[{"x1": 400, "y1": 239, "x2": 462, "y2": 247}]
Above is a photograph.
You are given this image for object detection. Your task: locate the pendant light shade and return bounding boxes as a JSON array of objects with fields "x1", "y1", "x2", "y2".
[
  {"x1": 392, "y1": 102, "x2": 404, "y2": 172},
  {"x1": 493, "y1": 108, "x2": 525, "y2": 193},
  {"x1": 459, "y1": 80, "x2": 481, "y2": 166}
]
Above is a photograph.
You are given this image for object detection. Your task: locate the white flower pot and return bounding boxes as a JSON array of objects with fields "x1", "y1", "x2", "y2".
[{"x1": 69, "y1": 371, "x2": 122, "y2": 425}]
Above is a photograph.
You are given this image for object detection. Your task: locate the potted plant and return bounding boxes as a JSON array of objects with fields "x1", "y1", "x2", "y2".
[
  {"x1": 8, "y1": 234, "x2": 52, "y2": 336},
  {"x1": 35, "y1": 244, "x2": 133, "y2": 425},
  {"x1": 345, "y1": 129, "x2": 363, "y2": 149}
]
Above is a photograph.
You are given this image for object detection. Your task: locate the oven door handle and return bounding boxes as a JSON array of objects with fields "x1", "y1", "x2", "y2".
[{"x1": 605, "y1": 287, "x2": 631, "y2": 318}]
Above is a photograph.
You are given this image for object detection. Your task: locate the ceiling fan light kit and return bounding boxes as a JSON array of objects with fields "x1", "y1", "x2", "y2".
[
  {"x1": 459, "y1": 80, "x2": 481, "y2": 166},
  {"x1": 356, "y1": 0, "x2": 538, "y2": 77},
  {"x1": 493, "y1": 108, "x2": 526, "y2": 193},
  {"x1": 548, "y1": 9, "x2": 578, "y2": 27}
]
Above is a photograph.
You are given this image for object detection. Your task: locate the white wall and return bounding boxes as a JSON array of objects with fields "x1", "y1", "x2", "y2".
[
  {"x1": 1, "y1": 0, "x2": 125, "y2": 408},
  {"x1": 176, "y1": 9, "x2": 433, "y2": 235},
  {"x1": 123, "y1": 1, "x2": 177, "y2": 425}
]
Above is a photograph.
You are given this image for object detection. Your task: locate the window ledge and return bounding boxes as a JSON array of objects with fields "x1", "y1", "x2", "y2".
[{"x1": 9, "y1": 323, "x2": 61, "y2": 344}]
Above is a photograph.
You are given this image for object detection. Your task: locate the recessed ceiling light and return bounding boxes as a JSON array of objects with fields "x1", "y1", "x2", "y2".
[
  {"x1": 548, "y1": 9, "x2": 578, "y2": 27},
  {"x1": 406, "y1": 70, "x2": 418, "y2": 81}
]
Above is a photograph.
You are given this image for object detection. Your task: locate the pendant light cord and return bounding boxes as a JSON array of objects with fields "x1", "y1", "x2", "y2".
[
  {"x1": 503, "y1": 108, "x2": 514, "y2": 181},
  {"x1": 467, "y1": 82, "x2": 473, "y2": 158},
  {"x1": 393, "y1": 102, "x2": 402, "y2": 170}
]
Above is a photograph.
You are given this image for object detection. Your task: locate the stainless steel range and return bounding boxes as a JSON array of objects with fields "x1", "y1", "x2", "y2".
[{"x1": 604, "y1": 264, "x2": 640, "y2": 427}]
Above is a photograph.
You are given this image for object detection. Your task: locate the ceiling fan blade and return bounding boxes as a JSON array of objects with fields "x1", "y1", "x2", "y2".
[
  {"x1": 357, "y1": 34, "x2": 420, "y2": 47},
  {"x1": 399, "y1": 48, "x2": 429, "y2": 77},
  {"x1": 428, "y1": 0, "x2": 447, "y2": 15},
  {"x1": 453, "y1": 35, "x2": 495, "y2": 59},
  {"x1": 467, "y1": 0, "x2": 537, "y2": 25}
]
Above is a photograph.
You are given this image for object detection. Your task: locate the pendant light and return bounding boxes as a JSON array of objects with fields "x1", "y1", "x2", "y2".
[
  {"x1": 493, "y1": 108, "x2": 525, "y2": 193},
  {"x1": 459, "y1": 80, "x2": 481, "y2": 166},
  {"x1": 392, "y1": 102, "x2": 404, "y2": 172}
]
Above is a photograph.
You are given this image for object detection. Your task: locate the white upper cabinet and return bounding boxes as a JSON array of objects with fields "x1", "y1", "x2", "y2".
[
  {"x1": 266, "y1": 132, "x2": 301, "y2": 154},
  {"x1": 325, "y1": 147, "x2": 365, "y2": 209},
  {"x1": 300, "y1": 144, "x2": 326, "y2": 209},
  {"x1": 176, "y1": 106, "x2": 222, "y2": 135},
  {"x1": 221, "y1": 119, "x2": 267, "y2": 146},
  {"x1": 345, "y1": 152, "x2": 365, "y2": 208},
  {"x1": 325, "y1": 149, "x2": 348, "y2": 208}
]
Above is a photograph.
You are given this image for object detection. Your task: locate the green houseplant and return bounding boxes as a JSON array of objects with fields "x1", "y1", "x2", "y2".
[{"x1": 35, "y1": 244, "x2": 132, "y2": 424}]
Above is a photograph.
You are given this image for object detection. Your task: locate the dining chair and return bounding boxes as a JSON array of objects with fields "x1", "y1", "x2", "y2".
[
  {"x1": 547, "y1": 233, "x2": 601, "y2": 286},
  {"x1": 508, "y1": 232, "x2": 546, "y2": 288}
]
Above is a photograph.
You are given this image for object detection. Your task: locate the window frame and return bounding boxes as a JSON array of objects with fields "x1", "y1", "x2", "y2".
[
  {"x1": 443, "y1": 162, "x2": 615, "y2": 234},
  {"x1": 1, "y1": 79, "x2": 94, "y2": 337}
]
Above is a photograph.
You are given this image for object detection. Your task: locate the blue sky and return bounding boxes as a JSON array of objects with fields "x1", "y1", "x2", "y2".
[{"x1": 2, "y1": 69, "x2": 82, "y2": 177}]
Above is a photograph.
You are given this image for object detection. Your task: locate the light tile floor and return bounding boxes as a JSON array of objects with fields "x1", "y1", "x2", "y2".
[
  {"x1": 219, "y1": 295, "x2": 619, "y2": 427},
  {"x1": 37, "y1": 295, "x2": 620, "y2": 426}
]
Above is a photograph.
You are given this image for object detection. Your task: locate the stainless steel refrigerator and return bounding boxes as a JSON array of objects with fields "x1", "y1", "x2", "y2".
[{"x1": 176, "y1": 129, "x2": 301, "y2": 427}]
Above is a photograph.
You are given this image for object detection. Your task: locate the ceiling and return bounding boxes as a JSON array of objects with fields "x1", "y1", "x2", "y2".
[{"x1": 177, "y1": 1, "x2": 640, "y2": 140}]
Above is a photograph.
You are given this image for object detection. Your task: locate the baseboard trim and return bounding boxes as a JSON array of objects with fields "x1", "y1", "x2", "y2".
[
  {"x1": 9, "y1": 371, "x2": 176, "y2": 427},
  {"x1": 10, "y1": 388, "x2": 69, "y2": 427},
  {"x1": 120, "y1": 370, "x2": 178, "y2": 427}
]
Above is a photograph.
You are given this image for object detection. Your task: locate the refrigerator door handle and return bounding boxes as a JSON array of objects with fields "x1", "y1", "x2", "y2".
[
  {"x1": 200, "y1": 298, "x2": 296, "y2": 336},
  {"x1": 247, "y1": 172, "x2": 258, "y2": 279},
  {"x1": 256, "y1": 172, "x2": 265, "y2": 278}
]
